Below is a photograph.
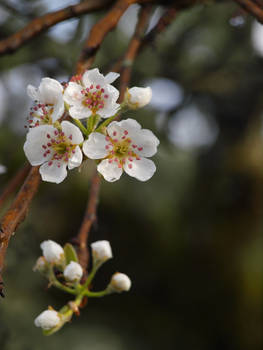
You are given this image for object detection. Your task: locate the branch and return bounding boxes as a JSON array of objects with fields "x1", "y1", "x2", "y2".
[
  {"x1": 0, "y1": 0, "x2": 113, "y2": 56},
  {"x1": 0, "y1": 163, "x2": 31, "y2": 210},
  {"x1": 76, "y1": 0, "x2": 152, "y2": 74},
  {"x1": 234, "y1": 0, "x2": 263, "y2": 23},
  {"x1": 0, "y1": 166, "x2": 41, "y2": 296},
  {"x1": 76, "y1": 171, "x2": 101, "y2": 272},
  {"x1": 119, "y1": 4, "x2": 153, "y2": 101}
]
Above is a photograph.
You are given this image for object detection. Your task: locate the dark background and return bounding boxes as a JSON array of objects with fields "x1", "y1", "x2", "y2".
[{"x1": 0, "y1": 1, "x2": 263, "y2": 349}]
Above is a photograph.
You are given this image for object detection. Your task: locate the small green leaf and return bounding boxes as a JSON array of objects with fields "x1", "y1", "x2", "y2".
[{"x1": 64, "y1": 243, "x2": 79, "y2": 264}]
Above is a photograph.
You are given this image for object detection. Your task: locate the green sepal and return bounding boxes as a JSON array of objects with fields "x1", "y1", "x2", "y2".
[{"x1": 64, "y1": 243, "x2": 79, "y2": 264}]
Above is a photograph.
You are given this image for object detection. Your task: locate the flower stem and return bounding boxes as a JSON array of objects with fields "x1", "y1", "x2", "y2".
[{"x1": 73, "y1": 118, "x2": 89, "y2": 136}]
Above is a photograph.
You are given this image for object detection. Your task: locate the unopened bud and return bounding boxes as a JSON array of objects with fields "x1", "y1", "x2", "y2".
[
  {"x1": 64, "y1": 261, "x2": 83, "y2": 282},
  {"x1": 109, "y1": 272, "x2": 131, "y2": 293},
  {"x1": 34, "y1": 309, "x2": 60, "y2": 330},
  {"x1": 91, "y1": 240, "x2": 113, "y2": 265},
  {"x1": 125, "y1": 87, "x2": 152, "y2": 109},
  {"x1": 33, "y1": 256, "x2": 48, "y2": 274},
  {"x1": 40, "y1": 240, "x2": 64, "y2": 264}
]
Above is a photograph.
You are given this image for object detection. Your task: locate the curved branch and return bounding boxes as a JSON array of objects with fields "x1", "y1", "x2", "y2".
[
  {"x1": 234, "y1": 0, "x2": 263, "y2": 23},
  {"x1": 0, "y1": 0, "x2": 113, "y2": 56}
]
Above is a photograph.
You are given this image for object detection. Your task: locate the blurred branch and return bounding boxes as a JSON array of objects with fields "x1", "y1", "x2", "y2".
[
  {"x1": 0, "y1": 0, "x2": 113, "y2": 56},
  {"x1": 119, "y1": 4, "x2": 153, "y2": 101},
  {"x1": 76, "y1": 0, "x2": 152, "y2": 74},
  {"x1": 0, "y1": 166, "x2": 40, "y2": 296},
  {"x1": 0, "y1": 163, "x2": 31, "y2": 210},
  {"x1": 234, "y1": 0, "x2": 263, "y2": 23}
]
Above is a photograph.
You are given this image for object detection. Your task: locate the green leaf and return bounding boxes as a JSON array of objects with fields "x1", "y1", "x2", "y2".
[{"x1": 64, "y1": 243, "x2": 79, "y2": 264}]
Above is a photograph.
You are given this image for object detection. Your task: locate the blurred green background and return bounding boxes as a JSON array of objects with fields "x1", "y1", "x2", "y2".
[{"x1": 1, "y1": 0, "x2": 263, "y2": 349}]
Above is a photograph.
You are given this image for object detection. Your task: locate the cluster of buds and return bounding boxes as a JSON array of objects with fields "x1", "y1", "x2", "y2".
[
  {"x1": 24, "y1": 68, "x2": 159, "y2": 184},
  {"x1": 34, "y1": 239, "x2": 131, "y2": 335}
]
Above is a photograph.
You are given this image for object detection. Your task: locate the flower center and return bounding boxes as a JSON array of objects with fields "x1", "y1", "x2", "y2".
[
  {"x1": 42, "y1": 130, "x2": 76, "y2": 167},
  {"x1": 28, "y1": 103, "x2": 54, "y2": 128},
  {"x1": 113, "y1": 140, "x2": 130, "y2": 157},
  {"x1": 80, "y1": 84, "x2": 108, "y2": 114}
]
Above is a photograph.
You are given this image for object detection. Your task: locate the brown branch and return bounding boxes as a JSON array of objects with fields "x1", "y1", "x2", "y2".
[
  {"x1": 0, "y1": 163, "x2": 31, "y2": 210},
  {"x1": 0, "y1": 166, "x2": 40, "y2": 296},
  {"x1": 0, "y1": 0, "x2": 113, "y2": 56},
  {"x1": 119, "y1": 4, "x2": 153, "y2": 101},
  {"x1": 76, "y1": 171, "x2": 101, "y2": 271},
  {"x1": 234, "y1": 0, "x2": 263, "y2": 23},
  {"x1": 76, "y1": 0, "x2": 152, "y2": 74}
]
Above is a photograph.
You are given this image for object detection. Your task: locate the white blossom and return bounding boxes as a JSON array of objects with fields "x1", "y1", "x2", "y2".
[
  {"x1": 91, "y1": 240, "x2": 113, "y2": 264},
  {"x1": 109, "y1": 272, "x2": 131, "y2": 292},
  {"x1": 64, "y1": 261, "x2": 83, "y2": 282},
  {"x1": 27, "y1": 78, "x2": 64, "y2": 127},
  {"x1": 0, "y1": 164, "x2": 6, "y2": 174},
  {"x1": 125, "y1": 87, "x2": 152, "y2": 108},
  {"x1": 40, "y1": 240, "x2": 64, "y2": 264},
  {"x1": 63, "y1": 68, "x2": 120, "y2": 119},
  {"x1": 83, "y1": 118, "x2": 159, "y2": 182},
  {"x1": 34, "y1": 310, "x2": 60, "y2": 330},
  {"x1": 24, "y1": 121, "x2": 83, "y2": 183}
]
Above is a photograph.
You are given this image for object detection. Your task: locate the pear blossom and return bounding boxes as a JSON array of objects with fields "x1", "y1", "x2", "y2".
[
  {"x1": 24, "y1": 121, "x2": 83, "y2": 183},
  {"x1": 125, "y1": 87, "x2": 152, "y2": 109},
  {"x1": 109, "y1": 272, "x2": 131, "y2": 292},
  {"x1": 83, "y1": 118, "x2": 159, "y2": 182},
  {"x1": 34, "y1": 310, "x2": 60, "y2": 330},
  {"x1": 0, "y1": 164, "x2": 6, "y2": 174},
  {"x1": 63, "y1": 68, "x2": 120, "y2": 119},
  {"x1": 40, "y1": 240, "x2": 64, "y2": 264},
  {"x1": 27, "y1": 78, "x2": 64, "y2": 127},
  {"x1": 64, "y1": 261, "x2": 83, "y2": 282},
  {"x1": 91, "y1": 240, "x2": 113, "y2": 264}
]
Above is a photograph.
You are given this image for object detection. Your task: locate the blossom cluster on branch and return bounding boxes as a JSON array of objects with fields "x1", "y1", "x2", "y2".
[
  {"x1": 34, "y1": 239, "x2": 131, "y2": 335},
  {"x1": 23, "y1": 68, "x2": 159, "y2": 184}
]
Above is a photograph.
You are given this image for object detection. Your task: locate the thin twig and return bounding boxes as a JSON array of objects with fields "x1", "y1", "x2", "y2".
[
  {"x1": 234, "y1": 0, "x2": 263, "y2": 23},
  {"x1": 76, "y1": 0, "x2": 152, "y2": 74},
  {"x1": 0, "y1": 0, "x2": 113, "y2": 55},
  {"x1": 0, "y1": 163, "x2": 31, "y2": 210}
]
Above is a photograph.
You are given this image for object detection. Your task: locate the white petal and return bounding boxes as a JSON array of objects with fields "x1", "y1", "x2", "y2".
[
  {"x1": 131, "y1": 129, "x2": 160, "y2": 157},
  {"x1": 82, "y1": 68, "x2": 106, "y2": 87},
  {"x1": 27, "y1": 84, "x2": 39, "y2": 101},
  {"x1": 118, "y1": 118, "x2": 141, "y2": 132},
  {"x1": 105, "y1": 85, "x2": 119, "y2": 103},
  {"x1": 107, "y1": 121, "x2": 123, "y2": 139},
  {"x1": 83, "y1": 132, "x2": 109, "y2": 159},
  {"x1": 63, "y1": 82, "x2": 83, "y2": 106},
  {"x1": 97, "y1": 159, "x2": 123, "y2": 182},
  {"x1": 61, "y1": 121, "x2": 84, "y2": 144},
  {"x1": 105, "y1": 72, "x2": 120, "y2": 84},
  {"x1": 124, "y1": 157, "x2": 156, "y2": 181},
  {"x1": 68, "y1": 146, "x2": 82, "y2": 170},
  {"x1": 40, "y1": 161, "x2": 67, "y2": 184},
  {"x1": 38, "y1": 78, "x2": 63, "y2": 105},
  {"x1": 23, "y1": 125, "x2": 55, "y2": 165},
  {"x1": 68, "y1": 105, "x2": 92, "y2": 120},
  {"x1": 99, "y1": 103, "x2": 120, "y2": 118},
  {"x1": 52, "y1": 96, "x2": 65, "y2": 121}
]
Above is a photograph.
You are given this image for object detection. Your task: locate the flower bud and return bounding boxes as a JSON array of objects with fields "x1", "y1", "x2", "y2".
[
  {"x1": 33, "y1": 256, "x2": 48, "y2": 274},
  {"x1": 109, "y1": 272, "x2": 131, "y2": 293},
  {"x1": 34, "y1": 310, "x2": 60, "y2": 330},
  {"x1": 64, "y1": 261, "x2": 83, "y2": 282},
  {"x1": 125, "y1": 87, "x2": 152, "y2": 109},
  {"x1": 91, "y1": 240, "x2": 113, "y2": 265},
  {"x1": 40, "y1": 240, "x2": 64, "y2": 264}
]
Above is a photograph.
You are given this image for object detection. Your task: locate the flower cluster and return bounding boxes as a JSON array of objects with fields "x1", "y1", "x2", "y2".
[
  {"x1": 34, "y1": 239, "x2": 131, "y2": 335},
  {"x1": 24, "y1": 69, "x2": 159, "y2": 184}
]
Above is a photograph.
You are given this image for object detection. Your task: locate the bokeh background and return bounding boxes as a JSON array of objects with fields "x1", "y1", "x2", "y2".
[{"x1": 0, "y1": 0, "x2": 263, "y2": 349}]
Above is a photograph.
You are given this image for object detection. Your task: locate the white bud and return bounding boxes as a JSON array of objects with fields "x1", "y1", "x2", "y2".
[
  {"x1": 109, "y1": 272, "x2": 131, "y2": 293},
  {"x1": 64, "y1": 261, "x2": 83, "y2": 282},
  {"x1": 40, "y1": 240, "x2": 64, "y2": 264},
  {"x1": 126, "y1": 87, "x2": 152, "y2": 109},
  {"x1": 34, "y1": 310, "x2": 60, "y2": 330},
  {"x1": 91, "y1": 240, "x2": 113, "y2": 265}
]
